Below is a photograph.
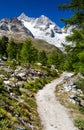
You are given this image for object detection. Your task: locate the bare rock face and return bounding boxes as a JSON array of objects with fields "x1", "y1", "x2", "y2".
[
  {"x1": 0, "y1": 24, "x2": 9, "y2": 31},
  {"x1": 50, "y1": 29, "x2": 55, "y2": 37},
  {"x1": 0, "y1": 17, "x2": 34, "y2": 40},
  {"x1": 11, "y1": 25, "x2": 20, "y2": 32}
]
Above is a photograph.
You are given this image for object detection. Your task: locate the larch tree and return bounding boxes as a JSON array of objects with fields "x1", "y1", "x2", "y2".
[
  {"x1": 59, "y1": 0, "x2": 84, "y2": 72},
  {"x1": 21, "y1": 39, "x2": 38, "y2": 64},
  {"x1": 7, "y1": 38, "x2": 17, "y2": 60}
]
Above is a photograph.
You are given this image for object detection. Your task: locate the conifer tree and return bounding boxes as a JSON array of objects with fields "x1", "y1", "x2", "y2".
[
  {"x1": 38, "y1": 50, "x2": 47, "y2": 65},
  {"x1": 59, "y1": 0, "x2": 84, "y2": 72},
  {"x1": 48, "y1": 50, "x2": 63, "y2": 69},
  {"x1": 0, "y1": 36, "x2": 8, "y2": 56},
  {"x1": 7, "y1": 38, "x2": 17, "y2": 60},
  {"x1": 21, "y1": 39, "x2": 38, "y2": 63}
]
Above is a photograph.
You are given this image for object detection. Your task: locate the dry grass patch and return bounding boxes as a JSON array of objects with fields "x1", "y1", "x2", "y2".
[{"x1": 55, "y1": 84, "x2": 84, "y2": 120}]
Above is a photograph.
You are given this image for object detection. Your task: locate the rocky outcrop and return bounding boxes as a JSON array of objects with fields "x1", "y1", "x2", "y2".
[
  {"x1": 57, "y1": 74, "x2": 84, "y2": 107},
  {"x1": 0, "y1": 61, "x2": 48, "y2": 94}
]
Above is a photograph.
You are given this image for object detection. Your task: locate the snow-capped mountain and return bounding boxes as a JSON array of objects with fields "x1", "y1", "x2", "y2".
[{"x1": 18, "y1": 13, "x2": 71, "y2": 49}]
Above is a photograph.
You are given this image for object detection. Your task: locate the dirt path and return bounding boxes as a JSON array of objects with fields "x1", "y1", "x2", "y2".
[{"x1": 36, "y1": 72, "x2": 78, "y2": 130}]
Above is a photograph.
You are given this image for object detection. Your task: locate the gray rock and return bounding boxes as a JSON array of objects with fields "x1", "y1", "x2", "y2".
[
  {"x1": 3, "y1": 80, "x2": 16, "y2": 87},
  {"x1": 76, "y1": 89, "x2": 83, "y2": 95},
  {"x1": 11, "y1": 25, "x2": 20, "y2": 32},
  {"x1": 0, "y1": 24, "x2": 9, "y2": 31},
  {"x1": 80, "y1": 99, "x2": 84, "y2": 106},
  {"x1": 51, "y1": 30, "x2": 55, "y2": 37},
  {"x1": 17, "y1": 126, "x2": 26, "y2": 130}
]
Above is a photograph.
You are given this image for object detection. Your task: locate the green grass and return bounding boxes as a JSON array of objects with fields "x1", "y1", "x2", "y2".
[
  {"x1": 74, "y1": 118, "x2": 84, "y2": 130},
  {"x1": 0, "y1": 80, "x2": 42, "y2": 130},
  {"x1": 32, "y1": 38, "x2": 60, "y2": 54}
]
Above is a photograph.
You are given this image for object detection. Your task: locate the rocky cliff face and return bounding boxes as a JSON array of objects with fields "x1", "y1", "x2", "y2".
[{"x1": 0, "y1": 17, "x2": 34, "y2": 40}]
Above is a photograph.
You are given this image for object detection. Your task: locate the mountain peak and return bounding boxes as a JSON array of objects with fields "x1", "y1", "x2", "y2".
[
  {"x1": 40, "y1": 15, "x2": 45, "y2": 17},
  {"x1": 19, "y1": 12, "x2": 27, "y2": 17},
  {"x1": 39, "y1": 15, "x2": 52, "y2": 22},
  {"x1": 18, "y1": 12, "x2": 29, "y2": 20},
  {"x1": 40, "y1": 15, "x2": 48, "y2": 18},
  {"x1": 18, "y1": 13, "x2": 35, "y2": 22},
  {"x1": 34, "y1": 15, "x2": 56, "y2": 28}
]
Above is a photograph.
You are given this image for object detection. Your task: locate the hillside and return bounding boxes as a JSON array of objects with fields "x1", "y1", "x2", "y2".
[
  {"x1": 0, "y1": 60, "x2": 59, "y2": 130},
  {"x1": 31, "y1": 38, "x2": 61, "y2": 53}
]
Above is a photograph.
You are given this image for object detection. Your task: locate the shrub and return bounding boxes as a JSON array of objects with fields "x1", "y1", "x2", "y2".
[
  {"x1": 75, "y1": 79, "x2": 84, "y2": 93},
  {"x1": 49, "y1": 69, "x2": 58, "y2": 77},
  {"x1": 34, "y1": 78, "x2": 43, "y2": 90},
  {"x1": 0, "y1": 77, "x2": 3, "y2": 85},
  {"x1": 74, "y1": 118, "x2": 84, "y2": 130},
  {"x1": 0, "y1": 68, "x2": 10, "y2": 78},
  {"x1": 24, "y1": 77, "x2": 49, "y2": 92},
  {"x1": 79, "y1": 106, "x2": 84, "y2": 114},
  {"x1": 0, "y1": 77, "x2": 4, "y2": 92}
]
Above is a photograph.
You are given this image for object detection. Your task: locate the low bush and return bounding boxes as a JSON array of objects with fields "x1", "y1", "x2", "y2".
[
  {"x1": 49, "y1": 69, "x2": 58, "y2": 77},
  {"x1": 79, "y1": 106, "x2": 84, "y2": 114},
  {"x1": 74, "y1": 118, "x2": 84, "y2": 130},
  {"x1": 0, "y1": 68, "x2": 10, "y2": 79},
  {"x1": 75, "y1": 79, "x2": 84, "y2": 93},
  {"x1": 0, "y1": 77, "x2": 4, "y2": 92},
  {"x1": 24, "y1": 77, "x2": 53, "y2": 93},
  {"x1": 0, "y1": 77, "x2": 3, "y2": 85}
]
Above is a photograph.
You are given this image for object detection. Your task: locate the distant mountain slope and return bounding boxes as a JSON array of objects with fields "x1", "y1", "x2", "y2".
[
  {"x1": 18, "y1": 13, "x2": 72, "y2": 50},
  {"x1": 0, "y1": 17, "x2": 34, "y2": 40},
  {"x1": 31, "y1": 38, "x2": 61, "y2": 53}
]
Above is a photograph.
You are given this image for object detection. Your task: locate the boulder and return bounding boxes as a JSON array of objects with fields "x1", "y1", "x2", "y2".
[{"x1": 3, "y1": 80, "x2": 16, "y2": 87}]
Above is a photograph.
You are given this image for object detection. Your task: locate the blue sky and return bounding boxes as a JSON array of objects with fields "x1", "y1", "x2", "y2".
[{"x1": 0, "y1": 0, "x2": 73, "y2": 27}]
